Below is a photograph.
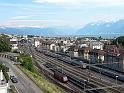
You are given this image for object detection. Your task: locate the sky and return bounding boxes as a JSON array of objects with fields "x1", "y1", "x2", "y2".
[{"x1": 0, "y1": 0, "x2": 124, "y2": 28}]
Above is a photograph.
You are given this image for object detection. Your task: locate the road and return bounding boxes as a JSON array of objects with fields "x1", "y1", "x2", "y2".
[{"x1": 0, "y1": 57, "x2": 44, "y2": 93}]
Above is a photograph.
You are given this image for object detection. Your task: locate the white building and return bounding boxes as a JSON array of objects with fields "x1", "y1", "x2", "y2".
[
  {"x1": 89, "y1": 42, "x2": 104, "y2": 50},
  {"x1": 50, "y1": 43, "x2": 56, "y2": 51},
  {"x1": 0, "y1": 70, "x2": 7, "y2": 93},
  {"x1": 80, "y1": 44, "x2": 88, "y2": 48},
  {"x1": 50, "y1": 43, "x2": 60, "y2": 52},
  {"x1": 34, "y1": 39, "x2": 40, "y2": 47},
  {"x1": 10, "y1": 38, "x2": 18, "y2": 50},
  {"x1": 0, "y1": 84, "x2": 7, "y2": 93}
]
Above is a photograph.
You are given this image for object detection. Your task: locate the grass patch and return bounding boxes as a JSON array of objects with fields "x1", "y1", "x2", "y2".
[
  {"x1": 18, "y1": 66, "x2": 66, "y2": 93},
  {"x1": 8, "y1": 85, "x2": 17, "y2": 93},
  {"x1": 8, "y1": 89, "x2": 16, "y2": 93}
]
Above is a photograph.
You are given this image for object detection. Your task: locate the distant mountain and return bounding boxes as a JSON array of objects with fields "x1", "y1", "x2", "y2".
[
  {"x1": 77, "y1": 19, "x2": 124, "y2": 37},
  {"x1": 1, "y1": 19, "x2": 124, "y2": 37},
  {"x1": 0, "y1": 26, "x2": 76, "y2": 36},
  {"x1": 0, "y1": 27, "x2": 60, "y2": 36}
]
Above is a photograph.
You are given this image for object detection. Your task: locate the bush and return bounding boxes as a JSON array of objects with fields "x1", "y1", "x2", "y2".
[
  {"x1": 0, "y1": 64, "x2": 9, "y2": 72},
  {"x1": 3, "y1": 71, "x2": 9, "y2": 82},
  {"x1": 0, "y1": 64, "x2": 9, "y2": 82},
  {"x1": 12, "y1": 49, "x2": 18, "y2": 53},
  {"x1": 18, "y1": 54, "x2": 35, "y2": 72}
]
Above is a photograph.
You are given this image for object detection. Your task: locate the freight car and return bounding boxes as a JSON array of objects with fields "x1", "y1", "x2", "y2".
[
  {"x1": 36, "y1": 48, "x2": 87, "y2": 69},
  {"x1": 54, "y1": 71, "x2": 68, "y2": 83},
  {"x1": 71, "y1": 60, "x2": 87, "y2": 69},
  {"x1": 44, "y1": 62, "x2": 56, "y2": 69}
]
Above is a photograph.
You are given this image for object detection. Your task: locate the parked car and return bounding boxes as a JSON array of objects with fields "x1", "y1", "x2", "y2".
[{"x1": 10, "y1": 75, "x2": 18, "y2": 83}]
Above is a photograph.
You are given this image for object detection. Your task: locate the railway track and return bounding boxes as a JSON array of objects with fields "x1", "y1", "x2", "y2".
[
  {"x1": 32, "y1": 48, "x2": 124, "y2": 93},
  {"x1": 19, "y1": 44, "x2": 84, "y2": 93},
  {"x1": 34, "y1": 53, "x2": 108, "y2": 92},
  {"x1": 20, "y1": 45, "x2": 97, "y2": 93},
  {"x1": 32, "y1": 52, "x2": 100, "y2": 93},
  {"x1": 19, "y1": 44, "x2": 124, "y2": 93},
  {"x1": 29, "y1": 48, "x2": 106, "y2": 93}
]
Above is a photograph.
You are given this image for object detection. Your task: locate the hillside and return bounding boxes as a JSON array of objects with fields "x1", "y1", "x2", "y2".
[{"x1": 77, "y1": 20, "x2": 124, "y2": 36}]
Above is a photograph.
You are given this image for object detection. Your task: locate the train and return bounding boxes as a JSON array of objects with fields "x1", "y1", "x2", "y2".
[
  {"x1": 89, "y1": 65, "x2": 124, "y2": 82},
  {"x1": 43, "y1": 62, "x2": 56, "y2": 69},
  {"x1": 35, "y1": 48, "x2": 124, "y2": 82},
  {"x1": 44, "y1": 62, "x2": 88, "y2": 84},
  {"x1": 54, "y1": 69, "x2": 88, "y2": 87},
  {"x1": 35, "y1": 48, "x2": 87, "y2": 69},
  {"x1": 54, "y1": 71, "x2": 68, "y2": 83},
  {"x1": 71, "y1": 60, "x2": 87, "y2": 68}
]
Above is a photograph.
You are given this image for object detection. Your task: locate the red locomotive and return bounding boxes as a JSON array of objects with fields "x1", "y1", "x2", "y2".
[{"x1": 54, "y1": 71, "x2": 68, "y2": 83}]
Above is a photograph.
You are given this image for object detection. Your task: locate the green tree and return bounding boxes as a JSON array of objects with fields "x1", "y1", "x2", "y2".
[
  {"x1": 0, "y1": 64, "x2": 9, "y2": 82},
  {"x1": 0, "y1": 34, "x2": 11, "y2": 52},
  {"x1": 113, "y1": 36, "x2": 124, "y2": 48},
  {"x1": 19, "y1": 54, "x2": 35, "y2": 72}
]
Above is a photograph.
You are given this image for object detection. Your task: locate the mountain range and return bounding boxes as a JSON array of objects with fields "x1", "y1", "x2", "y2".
[
  {"x1": 0, "y1": 19, "x2": 124, "y2": 37},
  {"x1": 77, "y1": 19, "x2": 124, "y2": 36},
  {"x1": 0, "y1": 26, "x2": 77, "y2": 36}
]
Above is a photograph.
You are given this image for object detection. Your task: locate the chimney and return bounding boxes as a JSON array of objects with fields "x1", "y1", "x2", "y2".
[{"x1": 0, "y1": 70, "x2": 3, "y2": 80}]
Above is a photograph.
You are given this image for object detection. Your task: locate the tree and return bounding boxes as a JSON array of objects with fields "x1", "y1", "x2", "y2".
[
  {"x1": 0, "y1": 64, "x2": 9, "y2": 82},
  {"x1": 98, "y1": 36, "x2": 102, "y2": 41},
  {"x1": 112, "y1": 36, "x2": 124, "y2": 48},
  {"x1": 19, "y1": 54, "x2": 35, "y2": 72},
  {"x1": 0, "y1": 34, "x2": 11, "y2": 52}
]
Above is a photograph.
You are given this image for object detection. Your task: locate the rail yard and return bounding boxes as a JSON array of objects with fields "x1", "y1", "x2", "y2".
[{"x1": 17, "y1": 43, "x2": 124, "y2": 93}]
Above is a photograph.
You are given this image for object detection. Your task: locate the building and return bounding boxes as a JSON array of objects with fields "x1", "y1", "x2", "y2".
[
  {"x1": 10, "y1": 37, "x2": 18, "y2": 50},
  {"x1": 104, "y1": 45, "x2": 124, "y2": 72},
  {"x1": 78, "y1": 47, "x2": 91, "y2": 60},
  {"x1": 89, "y1": 49, "x2": 104, "y2": 63},
  {"x1": 89, "y1": 41, "x2": 104, "y2": 50},
  {"x1": 49, "y1": 43, "x2": 60, "y2": 52},
  {"x1": 0, "y1": 70, "x2": 7, "y2": 93},
  {"x1": 67, "y1": 45, "x2": 79, "y2": 57},
  {"x1": 34, "y1": 39, "x2": 40, "y2": 47},
  {"x1": 119, "y1": 52, "x2": 124, "y2": 72}
]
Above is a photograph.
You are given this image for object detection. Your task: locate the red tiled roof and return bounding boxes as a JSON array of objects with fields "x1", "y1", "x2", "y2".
[
  {"x1": 119, "y1": 51, "x2": 124, "y2": 58},
  {"x1": 104, "y1": 45, "x2": 123, "y2": 57},
  {"x1": 90, "y1": 49, "x2": 105, "y2": 55}
]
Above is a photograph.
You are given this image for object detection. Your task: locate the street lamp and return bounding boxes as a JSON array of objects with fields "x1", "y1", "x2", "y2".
[
  {"x1": 30, "y1": 55, "x2": 32, "y2": 58},
  {"x1": 116, "y1": 75, "x2": 118, "y2": 85},
  {"x1": 15, "y1": 57, "x2": 17, "y2": 62},
  {"x1": 88, "y1": 59, "x2": 91, "y2": 82},
  {"x1": 99, "y1": 68, "x2": 101, "y2": 80},
  {"x1": 84, "y1": 80, "x2": 87, "y2": 91}
]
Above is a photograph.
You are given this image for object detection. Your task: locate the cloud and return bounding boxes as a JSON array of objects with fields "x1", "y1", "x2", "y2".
[
  {"x1": 11, "y1": 15, "x2": 34, "y2": 20},
  {"x1": 4, "y1": 19, "x2": 67, "y2": 28},
  {"x1": 0, "y1": 3, "x2": 28, "y2": 7},
  {"x1": 12, "y1": 19, "x2": 59, "y2": 22},
  {"x1": 34, "y1": 0, "x2": 80, "y2": 5},
  {"x1": 22, "y1": 8, "x2": 36, "y2": 12},
  {"x1": 33, "y1": 0, "x2": 124, "y2": 6}
]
